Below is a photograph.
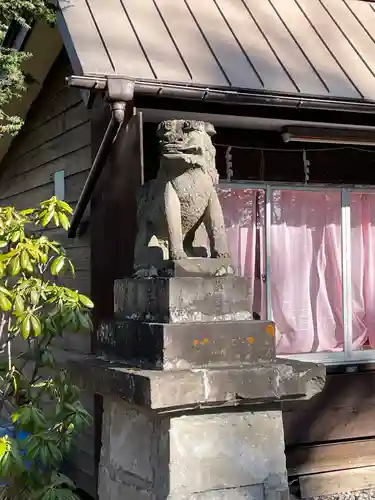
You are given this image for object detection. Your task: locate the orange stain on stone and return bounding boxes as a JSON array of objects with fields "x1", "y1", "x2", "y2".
[
  {"x1": 265, "y1": 324, "x2": 275, "y2": 336},
  {"x1": 247, "y1": 336, "x2": 255, "y2": 344}
]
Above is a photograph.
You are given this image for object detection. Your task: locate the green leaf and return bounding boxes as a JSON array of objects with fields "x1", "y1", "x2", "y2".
[
  {"x1": 11, "y1": 230, "x2": 21, "y2": 243},
  {"x1": 78, "y1": 294, "x2": 94, "y2": 309},
  {"x1": 0, "y1": 262, "x2": 5, "y2": 277},
  {"x1": 41, "y1": 350, "x2": 55, "y2": 368},
  {"x1": 45, "y1": 317, "x2": 58, "y2": 335},
  {"x1": 30, "y1": 315, "x2": 41, "y2": 337},
  {"x1": 56, "y1": 200, "x2": 73, "y2": 213},
  {"x1": 20, "y1": 208, "x2": 34, "y2": 216},
  {"x1": 30, "y1": 289, "x2": 40, "y2": 306},
  {"x1": 50, "y1": 472, "x2": 76, "y2": 490},
  {"x1": 0, "y1": 436, "x2": 9, "y2": 459},
  {"x1": 47, "y1": 442, "x2": 63, "y2": 464},
  {"x1": 20, "y1": 250, "x2": 31, "y2": 271},
  {"x1": 9, "y1": 256, "x2": 21, "y2": 276},
  {"x1": 58, "y1": 212, "x2": 70, "y2": 231},
  {"x1": 76, "y1": 311, "x2": 90, "y2": 330},
  {"x1": 0, "y1": 293, "x2": 12, "y2": 312},
  {"x1": 50, "y1": 255, "x2": 65, "y2": 276},
  {"x1": 21, "y1": 316, "x2": 31, "y2": 339},
  {"x1": 0, "y1": 240, "x2": 7, "y2": 249},
  {"x1": 42, "y1": 210, "x2": 54, "y2": 227},
  {"x1": 69, "y1": 260, "x2": 75, "y2": 277},
  {"x1": 14, "y1": 295, "x2": 24, "y2": 314},
  {"x1": 12, "y1": 406, "x2": 46, "y2": 429},
  {"x1": 53, "y1": 212, "x2": 60, "y2": 227}
]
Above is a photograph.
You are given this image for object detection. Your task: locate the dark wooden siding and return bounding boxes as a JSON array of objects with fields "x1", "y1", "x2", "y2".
[{"x1": 0, "y1": 50, "x2": 96, "y2": 498}]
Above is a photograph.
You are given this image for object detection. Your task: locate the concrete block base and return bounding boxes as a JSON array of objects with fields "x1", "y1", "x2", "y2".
[{"x1": 98, "y1": 397, "x2": 290, "y2": 500}]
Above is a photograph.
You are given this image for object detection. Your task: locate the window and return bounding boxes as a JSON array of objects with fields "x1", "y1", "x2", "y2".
[{"x1": 218, "y1": 184, "x2": 375, "y2": 364}]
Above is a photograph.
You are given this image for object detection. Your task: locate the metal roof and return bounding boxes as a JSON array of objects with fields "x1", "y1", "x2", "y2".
[{"x1": 57, "y1": 0, "x2": 375, "y2": 101}]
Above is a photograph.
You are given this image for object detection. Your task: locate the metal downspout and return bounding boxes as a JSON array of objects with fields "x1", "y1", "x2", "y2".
[{"x1": 68, "y1": 79, "x2": 135, "y2": 238}]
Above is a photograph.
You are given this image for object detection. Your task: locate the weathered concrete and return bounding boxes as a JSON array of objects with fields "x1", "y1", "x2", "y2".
[
  {"x1": 98, "y1": 398, "x2": 290, "y2": 500},
  {"x1": 96, "y1": 320, "x2": 277, "y2": 369},
  {"x1": 114, "y1": 276, "x2": 254, "y2": 323},
  {"x1": 68, "y1": 356, "x2": 325, "y2": 411},
  {"x1": 153, "y1": 257, "x2": 235, "y2": 278}
]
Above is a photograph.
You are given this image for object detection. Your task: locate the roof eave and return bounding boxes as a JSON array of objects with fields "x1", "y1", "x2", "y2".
[{"x1": 67, "y1": 74, "x2": 375, "y2": 115}]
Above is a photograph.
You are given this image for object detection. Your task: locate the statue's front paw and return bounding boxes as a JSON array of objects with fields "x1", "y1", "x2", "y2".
[
  {"x1": 211, "y1": 250, "x2": 231, "y2": 259},
  {"x1": 170, "y1": 250, "x2": 187, "y2": 260}
]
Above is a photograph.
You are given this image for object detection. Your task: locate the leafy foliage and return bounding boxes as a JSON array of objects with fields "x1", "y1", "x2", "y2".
[
  {"x1": 0, "y1": 0, "x2": 55, "y2": 135},
  {"x1": 0, "y1": 197, "x2": 93, "y2": 500}
]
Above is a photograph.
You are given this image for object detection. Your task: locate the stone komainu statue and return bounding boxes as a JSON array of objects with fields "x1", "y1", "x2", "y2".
[{"x1": 133, "y1": 119, "x2": 230, "y2": 273}]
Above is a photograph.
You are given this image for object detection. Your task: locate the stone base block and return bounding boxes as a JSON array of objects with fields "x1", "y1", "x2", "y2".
[
  {"x1": 68, "y1": 356, "x2": 325, "y2": 411},
  {"x1": 114, "y1": 276, "x2": 253, "y2": 323},
  {"x1": 98, "y1": 397, "x2": 290, "y2": 500},
  {"x1": 135, "y1": 257, "x2": 235, "y2": 278},
  {"x1": 97, "y1": 320, "x2": 276, "y2": 369}
]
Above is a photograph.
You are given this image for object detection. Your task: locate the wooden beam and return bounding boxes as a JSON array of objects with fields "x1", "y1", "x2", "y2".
[
  {"x1": 89, "y1": 99, "x2": 144, "y2": 498},
  {"x1": 288, "y1": 439, "x2": 375, "y2": 476},
  {"x1": 299, "y1": 466, "x2": 375, "y2": 498}
]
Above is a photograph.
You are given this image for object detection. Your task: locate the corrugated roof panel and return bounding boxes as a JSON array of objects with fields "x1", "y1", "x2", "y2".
[
  {"x1": 269, "y1": 0, "x2": 359, "y2": 98},
  {"x1": 155, "y1": 0, "x2": 228, "y2": 86},
  {"x1": 296, "y1": 0, "x2": 375, "y2": 99},
  {"x1": 57, "y1": 0, "x2": 375, "y2": 102},
  {"x1": 119, "y1": 0, "x2": 192, "y2": 82},
  {"x1": 87, "y1": 0, "x2": 154, "y2": 79},
  {"x1": 345, "y1": 0, "x2": 375, "y2": 42},
  {"x1": 323, "y1": 0, "x2": 375, "y2": 76},
  {"x1": 243, "y1": 0, "x2": 330, "y2": 95},
  {"x1": 215, "y1": 0, "x2": 298, "y2": 93},
  {"x1": 58, "y1": 0, "x2": 113, "y2": 75},
  {"x1": 184, "y1": 0, "x2": 263, "y2": 89}
]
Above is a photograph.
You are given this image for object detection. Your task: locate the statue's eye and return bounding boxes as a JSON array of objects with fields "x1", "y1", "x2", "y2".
[{"x1": 163, "y1": 121, "x2": 173, "y2": 131}]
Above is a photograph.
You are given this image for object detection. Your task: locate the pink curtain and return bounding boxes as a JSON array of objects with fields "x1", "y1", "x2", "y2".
[
  {"x1": 350, "y1": 194, "x2": 375, "y2": 350},
  {"x1": 270, "y1": 191, "x2": 343, "y2": 354},
  {"x1": 220, "y1": 187, "x2": 375, "y2": 354},
  {"x1": 218, "y1": 188, "x2": 262, "y2": 315}
]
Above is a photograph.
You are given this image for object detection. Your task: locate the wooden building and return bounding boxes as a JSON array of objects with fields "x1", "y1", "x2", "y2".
[{"x1": 2, "y1": 1, "x2": 375, "y2": 498}]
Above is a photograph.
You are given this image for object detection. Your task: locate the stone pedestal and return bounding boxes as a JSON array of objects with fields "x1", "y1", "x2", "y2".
[
  {"x1": 67, "y1": 260, "x2": 325, "y2": 500},
  {"x1": 99, "y1": 399, "x2": 289, "y2": 500}
]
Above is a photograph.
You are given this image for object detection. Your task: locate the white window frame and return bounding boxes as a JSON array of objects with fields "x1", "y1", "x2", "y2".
[{"x1": 219, "y1": 181, "x2": 375, "y2": 366}]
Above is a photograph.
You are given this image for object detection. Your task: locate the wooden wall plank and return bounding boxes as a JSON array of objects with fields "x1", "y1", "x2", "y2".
[
  {"x1": 283, "y1": 371, "x2": 375, "y2": 445},
  {"x1": 24, "y1": 87, "x2": 82, "y2": 134},
  {"x1": 2, "y1": 122, "x2": 90, "y2": 180},
  {"x1": 299, "y1": 466, "x2": 375, "y2": 498},
  {"x1": 66, "y1": 245, "x2": 90, "y2": 271},
  {"x1": 44, "y1": 226, "x2": 90, "y2": 249},
  {"x1": 58, "y1": 271, "x2": 91, "y2": 296},
  {"x1": 15, "y1": 101, "x2": 89, "y2": 158},
  {"x1": 0, "y1": 146, "x2": 90, "y2": 198},
  {"x1": 287, "y1": 439, "x2": 375, "y2": 476},
  {"x1": 284, "y1": 405, "x2": 375, "y2": 445},
  {"x1": 52, "y1": 330, "x2": 91, "y2": 354},
  {"x1": 0, "y1": 170, "x2": 91, "y2": 209}
]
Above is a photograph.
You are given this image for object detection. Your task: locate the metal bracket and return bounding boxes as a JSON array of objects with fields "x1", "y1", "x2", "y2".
[{"x1": 106, "y1": 76, "x2": 135, "y2": 102}]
